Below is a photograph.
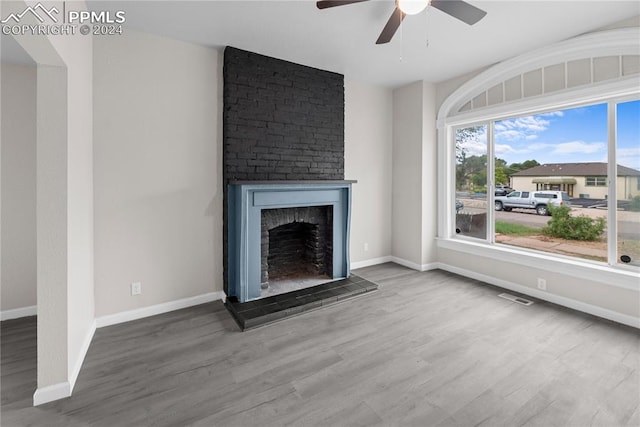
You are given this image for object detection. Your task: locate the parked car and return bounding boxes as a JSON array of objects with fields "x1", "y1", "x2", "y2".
[
  {"x1": 456, "y1": 199, "x2": 464, "y2": 212},
  {"x1": 494, "y1": 184, "x2": 514, "y2": 196},
  {"x1": 494, "y1": 190, "x2": 571, "y2": 215}
]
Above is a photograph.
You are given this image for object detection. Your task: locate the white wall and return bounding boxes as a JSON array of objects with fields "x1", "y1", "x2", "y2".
[
  {"x1": 437, "y1": 247, "x2": 640, "y2": 322},
  {"x1": 421, "y1": 82, "x2": 438, "y2": 266},
  {"x1": 93, "y1": 31, "x2": 221, "y2": 317},
  {"x1": 3, "y1": 0, "x2": 95, "y2": 402},
  {"x1": 39, "y1": 0, "x2": 94, "y2": 399},
  {"x1": 391, "y1": 82, "x2": 424, "y2": 267},
  {"x1": 435, "y1": 67, "x2": 487, "y2": 112},
  {"x1": 344, "y1": 80, "x2": 393, "y2": 265},
  {"x1": 36, "y1": 63, "x2": 69, "y2": 393},
  {"x1": 389, "y1": 81, "x2": 440, "y2": 270},
  {"x1": 46, "y1": 16, "x2": 95, "y2": 392},
  {"x1": 1, "y1": 63, "x2": 37, "y2": 313}
]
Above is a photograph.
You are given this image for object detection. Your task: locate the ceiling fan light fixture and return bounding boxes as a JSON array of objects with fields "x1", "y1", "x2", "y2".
[{"x1": 396, "y1": 0, "x2": 428, "y2": 15}]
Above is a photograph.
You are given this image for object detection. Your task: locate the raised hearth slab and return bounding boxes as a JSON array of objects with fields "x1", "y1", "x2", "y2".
[{"x1": 225, "y1": 275, "x2": 378, "y2": 331}]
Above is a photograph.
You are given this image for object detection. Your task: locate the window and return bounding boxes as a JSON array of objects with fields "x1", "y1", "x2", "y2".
[
  {"x1": 455, "y1": 124, "x2": 488, "y2": 239},
  {"x1": 616, "y1": 99, "x2": 640, "y2": 267},
  {"x1": 491, "y1": 103, "x2": 608, "y2": 262},
  {"x1": 586, "y1": 176, "x2": 607, "y2": 187},
  {"x1": 449, "y1": 97, "x2": 639, "y2": 269}
]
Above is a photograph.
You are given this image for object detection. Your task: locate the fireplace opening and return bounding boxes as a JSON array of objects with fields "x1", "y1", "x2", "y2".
[{"x1": 261, "y1": 206, "x2": 333, "y2": 299}]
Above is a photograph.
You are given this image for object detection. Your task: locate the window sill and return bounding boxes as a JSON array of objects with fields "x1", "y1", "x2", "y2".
[{"x1": 437, "y1": 237, "x2": 639, "y2": 291}]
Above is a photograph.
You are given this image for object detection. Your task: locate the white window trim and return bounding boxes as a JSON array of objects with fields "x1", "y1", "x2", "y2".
[
  {"x1": 438, "y1": 28, "x2": 640, "y2": 120},
  {"x1": 437, "y1": 28, "x2": 640, "y2": 289}
]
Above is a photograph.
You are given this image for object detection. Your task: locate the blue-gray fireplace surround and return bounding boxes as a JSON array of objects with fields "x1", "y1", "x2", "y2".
[{"x1": 228, "y1": 181, "x2": 355, "y2": 303}]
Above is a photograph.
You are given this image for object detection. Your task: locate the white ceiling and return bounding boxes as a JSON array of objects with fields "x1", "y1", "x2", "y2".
[{"x1": 6, "y1": 1, "x2": 640, "y2": 87}]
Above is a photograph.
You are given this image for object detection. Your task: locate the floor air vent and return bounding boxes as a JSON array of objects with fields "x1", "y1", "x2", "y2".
[{"x1": 498, "y1": 293, "x2": 533, "y2": 306}]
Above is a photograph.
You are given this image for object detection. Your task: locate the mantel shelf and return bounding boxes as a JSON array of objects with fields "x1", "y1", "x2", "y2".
[{"x1": 229, "y1": 180, "x2": 357, "y2": 185}]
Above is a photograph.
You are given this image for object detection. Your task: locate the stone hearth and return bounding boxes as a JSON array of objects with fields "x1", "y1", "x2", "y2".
[{"x1": 226, "y1": 274, "x2": 378, "y2": 330}]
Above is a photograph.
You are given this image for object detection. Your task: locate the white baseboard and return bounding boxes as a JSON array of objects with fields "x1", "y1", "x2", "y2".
[
  {"x1": 33, "y1": 381, "x2": 71, "y2": 406},
  {"x1": 1, "y1": 305, "x2": 37, "y2": 321},
  {"x1": 95, "y1": 291, "x2": 226, "y2": 328},
  {"x1": 351, "y1": 256, "x2": 393, "y2": 270},
  {"x1": 390, "y1": 256, "x2": 438, "y2": 272},
  {"x1": 351, "y1": 256, "x2": 438, "y2": 273},
  {"x1": 69, "y1": 320, "x2": 96, "y2": 393},
  {"x1": 437, "y1": 262, "x2": 640, "y2": 329}
]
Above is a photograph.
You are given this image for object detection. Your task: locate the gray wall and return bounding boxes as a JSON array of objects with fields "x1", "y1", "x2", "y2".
[
  {"x1": 93, "y1": 31, "x2": 222, "y2": 317},
  {"x1": 344, "y1": 80, "x2": 393, "y2": 265},
  {"x1": 391, "y1": 82, "x2": 424, "y2": 267},
  {"x1": 1, "y1": 63, "x2": 37, "y2": 313}
]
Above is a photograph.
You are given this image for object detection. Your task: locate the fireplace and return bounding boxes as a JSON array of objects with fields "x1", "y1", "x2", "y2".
[
  {"x1": 227, "y1": 181, "x2": 354, "y2": 302},
  {"x1": 261, "y1": 206, "x2": 333, "y2": 298}
]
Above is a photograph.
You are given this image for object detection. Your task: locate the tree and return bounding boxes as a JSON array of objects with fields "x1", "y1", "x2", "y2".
[
  {"x1": 454, "y1": 126, "x2": 539, "y2": 191},
  {"x1": 504, "y1": 159, "x2": 540, "y2": 182},
  {"x1": 456, "y1": 154, "x2": 486, "y2": 191},
  {"x1": 522, "y1": 159, "x2": 540, "y2": 169},
  {"x1": 495, "y1": 158, "x2": 508, "y2": 184},
  {"x1": 455, "y1": 126, "x2": 484, "y2": 163},
  {"x1": 455, "y1": 126, "x2": 485, "y2": 191},
  {"x1": 456, "y1": 150, "x2": 468, "y2": 190},
  {"x1": 495, "y1": 166, "x2": 508, "y2": 185}
]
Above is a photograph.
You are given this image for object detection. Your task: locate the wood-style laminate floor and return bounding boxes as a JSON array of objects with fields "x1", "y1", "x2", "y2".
[{"x1": 2, "y1": 263, "x2": 639, "y2": 426}]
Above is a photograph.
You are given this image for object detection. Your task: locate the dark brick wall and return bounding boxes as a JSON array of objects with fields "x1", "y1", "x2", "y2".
[
  {"x1": 223, "y1": 46, "x2": 345, "y2": 181},
  {"x1": 223, "y1": 47, "x2": 345, "y2": 293}
]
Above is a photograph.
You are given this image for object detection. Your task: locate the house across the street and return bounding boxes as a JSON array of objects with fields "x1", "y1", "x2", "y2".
[{"x1": 511, "y1": 162, "x2": 640, "y2": 200}]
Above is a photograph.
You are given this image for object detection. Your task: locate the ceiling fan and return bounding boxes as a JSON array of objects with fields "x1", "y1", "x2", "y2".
[{"x1": 317, "y1": 0, "x2": 487, "y2": 44}]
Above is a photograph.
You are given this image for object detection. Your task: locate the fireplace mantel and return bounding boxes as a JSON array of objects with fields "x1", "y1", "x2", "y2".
[{"x1": 228, "y1": 181, "x2": 355, "y2": 302}]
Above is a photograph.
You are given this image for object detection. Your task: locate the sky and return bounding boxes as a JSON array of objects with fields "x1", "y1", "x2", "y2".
[{"x1": 458, "y1": 99, "x2": 640, "y2": 170}]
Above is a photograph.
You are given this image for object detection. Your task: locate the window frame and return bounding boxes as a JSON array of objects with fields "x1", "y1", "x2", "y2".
[
  {"x1": 451, "y1": 95, "x2": 639, "y2": 267},
  {"x1": 586, "y1": 176, "x2": 607, "y2": 187},
  {"x1": 439, "y1": 79, "x2": 640, "y2": 288}
]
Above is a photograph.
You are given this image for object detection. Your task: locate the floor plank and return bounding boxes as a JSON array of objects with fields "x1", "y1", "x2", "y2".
[{"x1": 1, "y1": 263, "x2": 638, "y2": 426}]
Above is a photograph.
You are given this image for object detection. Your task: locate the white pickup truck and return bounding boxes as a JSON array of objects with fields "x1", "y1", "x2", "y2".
[{"x1": 494, "y1": 190, "x2": 571, "y2": 215}]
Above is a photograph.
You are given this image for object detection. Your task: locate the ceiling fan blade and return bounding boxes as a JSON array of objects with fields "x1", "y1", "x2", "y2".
[
  {"x1": 430, "y1": 0, "x2": 487, "y2": 25},
  {"x1": 317, "y1": 0, "x2": 370, "y2": 9},
  {"x1": 376, "y1": 7, "x2": 406, "y2": 44}
]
